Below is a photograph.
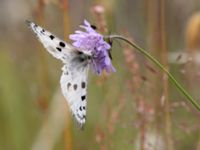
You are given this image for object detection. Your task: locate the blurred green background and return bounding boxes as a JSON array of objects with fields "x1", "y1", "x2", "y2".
[{"x1": 0, "y1": 0, "x2": 200, "y2": 150}]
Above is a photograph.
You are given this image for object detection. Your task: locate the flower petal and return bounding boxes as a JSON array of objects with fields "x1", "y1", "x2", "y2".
[{"x1": 69, "y1": 20, "x2": 115, "y2": 74}]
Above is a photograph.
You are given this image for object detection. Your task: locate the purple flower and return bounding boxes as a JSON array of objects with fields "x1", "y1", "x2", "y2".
[{"x1": 69, "y1": 20, "x2": 115, "y2": 74}]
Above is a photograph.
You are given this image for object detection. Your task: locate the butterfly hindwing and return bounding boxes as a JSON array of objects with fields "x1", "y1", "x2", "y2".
[{"x1": 60, "y1": 64, "x2": 89, "y2": 128}]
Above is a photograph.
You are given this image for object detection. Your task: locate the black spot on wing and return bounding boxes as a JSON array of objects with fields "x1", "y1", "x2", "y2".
[
  {"x1": 41, "y1": 29, "x2": 45, "y2": 33},
  {"x1": 81, "y1": 82, "x2": 86, "y2": 89},
  {"x1": 81, "y1": 95, "x2": 86, "y2": 101},
  {"x1": 73, "y1": 84, "x2": 77, "y2": 90},
  {"x1": 49, "y1": 35, "x2": 55, "y2": 40},
  {"x1": 67, "y1": 83, "x2": 71, "y2": 89},
  {"x1": 56, "y1": 47, "x2": 62, "y2": 52},
  {"x1": 65, "y1": 71, "x2": 68, "y2": 75},
  {"x1": 79, "y1": 106, "x2": 82, "y2": 111},
  {"x1": 59, "y1": 41, "x2": 65, "y2": 47}
]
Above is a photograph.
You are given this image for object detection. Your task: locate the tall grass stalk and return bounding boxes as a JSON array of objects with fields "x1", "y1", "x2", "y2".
[
  {"x1": 91, "y1": 4, "x2": 113, "y2": 149},
  {"x1": 35, "y1": 0, "x2": 50, "y2": 111},
  {"x1": 145, "y1": 1, "x2": 162, "y2": 149},
  {"x1": 61, "y1": 0, "x2": 73, "y2": 149},
  {"x1": 122, "y1": 35, "x2": 147, "y2": 150},
  {"x1": 159, "y1": 0, "x2": 174, "y2": 149}
]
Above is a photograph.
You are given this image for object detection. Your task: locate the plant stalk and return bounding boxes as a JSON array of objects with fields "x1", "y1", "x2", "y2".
[{"x1": 108, "y1": 35, "x2": 200, "y2": 111}]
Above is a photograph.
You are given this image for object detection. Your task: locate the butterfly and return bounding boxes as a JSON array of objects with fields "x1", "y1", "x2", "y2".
[{"x1": 26, "y1": 20, "x2": 93, "y2": 128}]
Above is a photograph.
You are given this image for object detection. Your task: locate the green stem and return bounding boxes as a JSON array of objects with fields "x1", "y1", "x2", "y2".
[{"x1": 108, "y1": 35, "x2": 200, "y2": 111}]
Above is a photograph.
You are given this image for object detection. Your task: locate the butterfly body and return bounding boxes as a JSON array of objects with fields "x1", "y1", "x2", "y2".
[{"x1": 26, "y1": 20, "x2": 90, "y2": 128}]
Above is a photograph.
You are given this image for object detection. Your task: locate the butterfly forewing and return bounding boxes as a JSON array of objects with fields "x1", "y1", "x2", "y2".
[
  {"x1": 26, "y1": 20, "x2": 75, "y2": 63},
  {"x1": 26, "y1": 20, "x2": 91, "y2": 127}
]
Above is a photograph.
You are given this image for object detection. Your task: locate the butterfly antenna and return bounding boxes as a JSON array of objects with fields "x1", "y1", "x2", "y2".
[
  {"x1": 107, "y1": 30, "x2": 113, "y2": 60},
  {"x1": 25, "y1": 20, "x2": 31, "y2": 26}
]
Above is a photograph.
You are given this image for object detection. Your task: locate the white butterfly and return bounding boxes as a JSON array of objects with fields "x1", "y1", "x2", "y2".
[{"x1": 26, "y1": 20, "x2": 92, "y2": 128}]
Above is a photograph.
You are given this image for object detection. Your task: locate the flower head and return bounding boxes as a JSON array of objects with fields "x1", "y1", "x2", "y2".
[{"x1": 69, "y1": 20, "x2": 115, "y2": 74}]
